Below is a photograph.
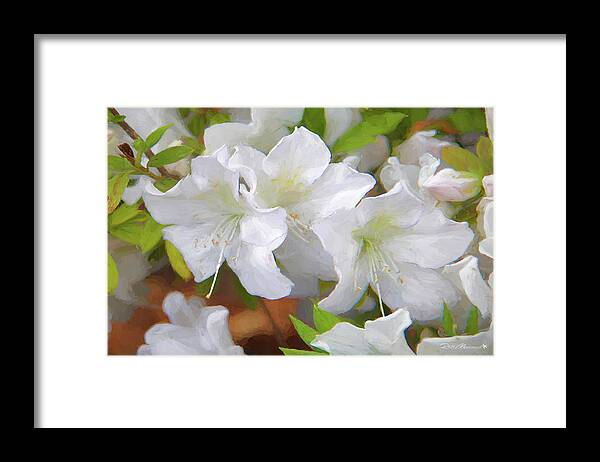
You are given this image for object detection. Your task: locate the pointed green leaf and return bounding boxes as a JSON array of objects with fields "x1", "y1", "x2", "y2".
[
  {"x1": 332, "y1": 111, "x2": 406, "y2": 154},
  {"x1": 448, "y1": 108, "x2": 487, "y2": 133},
  {"x1": 206, "y1": 111, "x2": 230, "y2": 126},
  {"x1": 133, "y1": 138, "x2": 146, "y2": 154},
  {"x1": 442, "y1": 302, "x2": 457, "y2": 337},
  {"x1": 465, "y1": 305, "x2": 480, "y2": 335},
  {"x1": 108, "y1": 253, "x2": 119, "y2": 294},
  {"x1": 107, "y1": 173, "x2": 130, "y2": 213},
  {"x1": 441, "y1": 146, "x2": 484, "y2": 177},
  {"x1": 107, "y1": 109, "x2": 126, "y2": 124},
  {"x1": 313, "y1": 304, "x2": 354, "y2": 333},
  {"x1": 233, "y1": 274, "x2": 259, "y2": 310},
  {"x1": 145, "y1": 123, "x2": 173, "y2": 149},
  {"x1": 108, "y1": 156, "x2": 136, "y2": 175},
  {"x1": 147, "y1": 145, "x2": 194, "y2": 167},
  {"x1": 108, "y1": 202, "x2": 144, "y2": 227},
  {"x1": 109, "y1": 221, "x2": 144, "y2": 246},
  {"x1": 289, "y1": 315, "x2": 318, "y2": 346},
  {"x1": 139, "y1": 217, "x2": 164, "y2": 254},
  {"x1": 279, "y1": 348, "x2": 328, "y2": 356},
  {"x1": 299, "y1": 108, "x2": 326, "y2": 137},
  {"x1": 165, "y1": 240, "x2": 193, "y2": 281},
  {"x1": 154, "y1": 177, "x2": 179, "y2": 192},
  {"x1": 476, "y1": 136, "x2": 493, "y2": 175}
]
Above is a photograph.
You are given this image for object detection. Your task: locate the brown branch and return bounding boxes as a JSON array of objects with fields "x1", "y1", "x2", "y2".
[{"x1": 108, "y1": 107, "x2": 173, "y2": 178}]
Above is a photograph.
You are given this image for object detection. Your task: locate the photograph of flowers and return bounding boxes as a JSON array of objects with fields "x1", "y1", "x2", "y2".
[{"x1": 107, "y1": 107, "x2": 494, "y2": 356}]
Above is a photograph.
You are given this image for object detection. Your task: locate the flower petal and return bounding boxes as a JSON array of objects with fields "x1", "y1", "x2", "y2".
[
  {"x1": 318, "y1": 258, "x2": 369, "y2": 314},
  {"x1": 442, "y1": 256, "x2": 493, "y2": 319},
  {"x1": 292, "y1": 163, "x2": 375, "y2": 223},
  {"x1": 311, "y1": 322, "x2": 373, "y2": 355},
  {"x1": 393, "y1": 130, "x2": 453, "y2": 165},
  {"x1": 204, "y1": 306, "x2": 244, "y2": 354},
  {"x1": 143, "y1": 175, "x2": 222, "y2": 226},
  {"x1": 162, "y1": 291, "x2": 205, "y2": 327},
  {"x1": 323, "y1": 108, "x2": 360, "y2": 146},
  {"x1": 239, "y1": 206, "x2": 288, "y2": 249},
  {"x1": 376, "y1": 263, "x2": 460, "y2": 323},
  {"x1": 384, "y1": 208, "x2": 473, "y2": 269},
  {"x1": 203, "y1": 122, "x2": 255, "y2": 154},
  {"x1": 353, "y1": 135, "x2": 390, "y2": 172},
  {"x1": 251, "y1": 108, "x2": 304, "y2": 128},
  {"x1": 226, "y1": 243, "x2": 292, "y2": 299},
  {"x1": 379, "y1": 157, "x2": 420, "y2": 192},
  {"x1": 356, "y1": 181, "x2": 425, "y2": 229},
  {"x1": 275, "y1": 230, "x2": 336, "y2": 297},
  {"x1": 364, "y1": 309, "x2": 414, "y2": 355},
  {"x1": 122, "y1": 175, "x2": 152, "y2": 205},
  {"x1": 263, "y1": 126, "x2": 331, "y2": 186},
  {"x1": 162, "y1": 222, "x2": 224, "y2": 283}
]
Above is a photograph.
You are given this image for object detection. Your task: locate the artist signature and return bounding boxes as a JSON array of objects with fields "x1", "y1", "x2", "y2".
[{"x1": 439, "y1": 343, "x2": 489, "y2": 351}]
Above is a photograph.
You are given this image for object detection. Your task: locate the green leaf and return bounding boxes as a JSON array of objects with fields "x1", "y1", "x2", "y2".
[
  {"x1": 107, "y1": 109, "x2": 126, "y2": 124},
  {"x1": 448, "y1": 108, "x2": 487, "y2": 133},
  {"x1": 107, "y1": 173, "x2": 130, "y2": 213},
  {"x1": 178, "y1": 108, "x2": 191, "y2": 118},
  {"x1": 475, "y1": 136, "x2": 493, "y2": 174},
  {"x1": 108, "y1": 202, "x2": 144, "y2": 227},
  {"x1": 299, "y1": 108, "x2": 326, "y2": 137},
  {"x1": 108, "y1": 156, "x2": 136, "y2": 175},
  {"x1": 196, "y1": 273, "x2": 221, "y2": 297},
  {"x1": 187, "y1": 113, "x2": 206, "y2": 137},
  {"x1": 154, "y1": 177, "x2": 179, "y2": 192},
  {"x1": 181, "y1": 136, "x2": 204, "y2": 154},
  {"x1": 442, "y1": 302, "x2": 457, "y2": 337},
  {"x1": 133, "y1": 138, "x2": 146, "y2": 154},
  {"x1": 165, "y1": 240, "x2": 193, "y2": 281},
  {"x1": 441, "y1": 145, "x2": 484, "y2": 177},
  {"x1": 206, "y1": 111, "x2": 231, "y2": 126},
  {"x1": 279, "y1": 348, "x2": 328, "y2": 356},
  {"x1": 332, "y1": 111, "x2": 406, "y2": 154},
  {"x1": 108, "y1": 253, "x2": 119, "y2": 294},
  {"x1": 147, "y1": 145, "x2": 194, "y2": 167},
  {"x1": 465, "y1": 305, "x2": 480, "y2": 335},
  {"x1": 289, "y1": 315, "x2": 318, "y2": 346},
  {"x1": 313, "y1": 304, "x2": 353, "y2": 333},
  {"x1": 139, "y1": 217, "x2": 164, "y2": 254},
  {"x1": 145, "y1": 123, "x2": 173, "y2": 149},
  {"x1": 109, "y1": 221, "x2": 144, "y2": 246},
  {"x1": 232, "y1": 275, "x2": 259, "y2": 310}
]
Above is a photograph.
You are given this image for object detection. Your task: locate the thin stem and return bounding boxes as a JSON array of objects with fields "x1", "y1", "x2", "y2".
[{"x1": 108, "y1": 107, "x2": 174, "y2": 178}]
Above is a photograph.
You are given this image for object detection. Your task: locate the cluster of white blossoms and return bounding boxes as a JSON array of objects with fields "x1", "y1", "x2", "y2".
[{"x1": 109, "y1": 108, "x2": 493, "y2": 355}]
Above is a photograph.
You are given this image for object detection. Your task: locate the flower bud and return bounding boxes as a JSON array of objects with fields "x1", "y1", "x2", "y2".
[{"x1": 422, "y1": 168, "x2": 481, "y2": 202}]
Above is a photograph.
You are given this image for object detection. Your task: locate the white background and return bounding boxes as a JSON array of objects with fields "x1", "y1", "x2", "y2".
[{"x1": 36, "y1": 36, "x2": 566, "y2": 428}]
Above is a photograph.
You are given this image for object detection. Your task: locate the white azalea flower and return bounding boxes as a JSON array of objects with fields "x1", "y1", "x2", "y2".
[
  {"x1": 311, "y1": 309, "x2": 415, "y2": 355},
  {"x1": 138, "y1": 292, "x2": 244, "y2": 355},
  {"x1": 313, "y1": 181, "x2": 474, "y2": 322},
  {"x1": 477, "y1": 174, "x2": 494, "y2": 260},
  {"x1": 442, "y1": 256, "x2": 493, "y2": 330},
  {"x1": 393, "y1": 130, "x2": 453, "y2": 165},
  {"x1": 204, "y1": 108, "x2": 304, "y2": 154},
  {"x1": 228, "y1": 127, "x2": 375, "y2": 297},
  {"x1": 422, "y1": 168, "x2": 482, "y2": 202},
  {"x1": 379, "y1": 153, "x2": 440, "y2": 209},
  {"x1": 417, "y1": 327, "x2": 493, "y2": 355},
  {"x1": 142, "y1": 147, "x2": 292, "y2": 300}
]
